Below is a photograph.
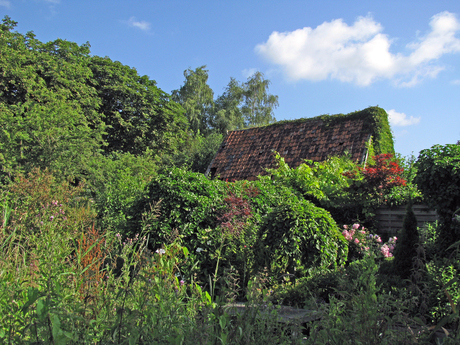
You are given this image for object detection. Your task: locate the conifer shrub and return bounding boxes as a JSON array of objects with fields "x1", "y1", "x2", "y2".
[{"x1": 393, "y1": 201, "x2": 420, "y2": 279}]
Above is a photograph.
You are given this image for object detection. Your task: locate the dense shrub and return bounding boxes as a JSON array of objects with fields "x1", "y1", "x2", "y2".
[
  {"x1": 415, "y1": 143, "x2": 460, "y2": 250},
  {"x1": 256, "y1": 196, "x2": 347, "y2": 278}
]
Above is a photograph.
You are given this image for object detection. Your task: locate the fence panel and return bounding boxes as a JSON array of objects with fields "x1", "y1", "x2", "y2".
[{"x1": 375, "y1": 204, "x2": 437, "y2": 236}]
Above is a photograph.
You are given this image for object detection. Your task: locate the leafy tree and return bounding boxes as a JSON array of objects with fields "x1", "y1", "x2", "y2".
[
  {"x1": 415, "y1": 144, "x2": 460, "y2": 250},
  {"x1": 89, "y1": 56, "x2": 188, "y2": 156},
  {"x1": 0, "y1": 16, "x2": 105, "y2": 181},
  {"x1": 212, "y1": 77, "x2": 245, "y2": 134},
  {"x1": 241, "y1": 71, "x2": 278, "y2": 127},
  {"x1": 171, "y1": 65, "x2": 214, "y2": 135}
]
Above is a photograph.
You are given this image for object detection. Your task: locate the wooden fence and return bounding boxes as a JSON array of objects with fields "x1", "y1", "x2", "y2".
[{"x1": 375, "y1": 204, "x2": 438, "y2": 236}]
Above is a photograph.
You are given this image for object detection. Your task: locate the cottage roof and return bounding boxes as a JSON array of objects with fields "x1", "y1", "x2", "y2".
[{"x1": 206, "y1": 107, "x2": 394, "y2": 181}]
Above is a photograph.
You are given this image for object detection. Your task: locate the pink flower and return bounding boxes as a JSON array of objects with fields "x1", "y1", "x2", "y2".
[
  {"x1": 343, "y1": 225, "x2": 348, "y2": 229},
  {"x1": 360, "y1": 230, "x2": 366, "y2": 234},
  {"x1": 354, "y1": 238, "x2": 360, "y2": 244},
  {"x1": 353, "y1": 224, "x2": 360, "y2": 230}
]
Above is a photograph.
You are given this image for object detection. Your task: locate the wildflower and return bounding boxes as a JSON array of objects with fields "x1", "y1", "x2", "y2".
[
  {"x1": 156, "y1": 249, "x2": 166, "y2": 255},
  {"x1": 354, "y1": 238, "x2": 360, "y2": 244},
  {"x1": 180, "y1": 280, "x2": 185, "y2": 286},
  {"x1": 49, "y1": 216, "x2": 54, "y2": 221},
  {"x1": 360, "y1": 230, "x2": 366, "y2": 234},
  {"x1": 353, "y1": 223, "x2": 360, "y2": 230},
  {"x1": 196, "y1": 247, "x2": 204, "y2": 253},
  {"x1": 343, "y1": 225, "x2": 348, "y2": 229}
]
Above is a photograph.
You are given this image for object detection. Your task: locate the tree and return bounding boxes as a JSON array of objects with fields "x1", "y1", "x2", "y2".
[
  {"x1": 393, "y1": 200, "x2": 420, "y2": 279},
  {"x1": 241, "y1": 71, "x2": 278, "y2": 127},
  {"x1": 89, "y1": 56, "x2": 188, "y2": 156},
  {"x1": 212, "y1": 77, "x2": 245, "y2": 134},
  {"x1": 172, "y1": 66, "x2": 214, "y2": 135},
  {"x1": 0, "y1": 16, "x2": 105, "y2": 181}
]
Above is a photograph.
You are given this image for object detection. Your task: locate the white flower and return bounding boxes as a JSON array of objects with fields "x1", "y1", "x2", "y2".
[
  {"x1": 156, "y1": 249, "x2": 166, "y2": 255},
  {"x1": 196, "y1": 247, "x2": 204, "y2": 253}
]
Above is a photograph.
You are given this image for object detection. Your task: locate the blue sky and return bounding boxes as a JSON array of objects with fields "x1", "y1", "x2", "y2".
[{"x1": 2, "y1": 0, "x2": 460, "y2": 158}]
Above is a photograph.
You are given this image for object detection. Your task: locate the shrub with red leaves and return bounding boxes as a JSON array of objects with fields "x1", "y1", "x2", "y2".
[
  {"x1": 345, "y1": 154, "x2": 407, "y2": 204},
  {"x1": 217, "y1": 183, "x2": 259, "y2": 237},
  {"x1": 362, "y1": 154, "x2": 406, "y2": 190}
]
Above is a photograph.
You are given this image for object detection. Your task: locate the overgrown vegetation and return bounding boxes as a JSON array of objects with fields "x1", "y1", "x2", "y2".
[{"x1": 1, "y1": 16, "x2": 460, "y2": 344}]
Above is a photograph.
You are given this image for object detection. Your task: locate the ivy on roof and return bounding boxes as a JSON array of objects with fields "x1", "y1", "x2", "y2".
[{"x1": 239, "y1": 106, "x2": 394, "y2": 156}]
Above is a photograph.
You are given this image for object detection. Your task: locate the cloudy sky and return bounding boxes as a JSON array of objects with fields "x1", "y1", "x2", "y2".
[{"x1": 2, "y1": 0, "x2": 460, "y2": 158}]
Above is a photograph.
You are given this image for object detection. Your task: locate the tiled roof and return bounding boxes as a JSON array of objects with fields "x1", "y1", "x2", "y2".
[{"x1": 206, "y1": 108, "x2": 379, "y2": 181}]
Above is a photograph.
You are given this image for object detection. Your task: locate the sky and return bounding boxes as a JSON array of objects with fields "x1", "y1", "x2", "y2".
[{"x1": 2, "y1": 0, "x2": 460, "y2": 158}]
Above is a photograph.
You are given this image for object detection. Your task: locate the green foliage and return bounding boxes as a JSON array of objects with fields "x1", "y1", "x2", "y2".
[
  {"x1": 171, "y1": 132, "x2": 224, "y2": 173},
  {"x1": 90, "y1": 56, "x2": 188, "y2": 156},
  {"x1": 212, "y1": 77, "x2": 245, "y2": 134},
  {"x1": 305, "y1": 257, "x2": 422, "y2": 344},
  {"x1": 240, "y1": 71, "x2": 278, "y2": 127},
  {"x1": 267, "y1": 152, "x2": 356, "y2": 208},
  {"x1": 172, "y1": 65, "x2": 214, "y2": 135},
  {"x1": 90, "y1": 152, "x2": 157, "y2": 232},
  {"x1": 415, "y1": 143, "x2": 460, "y2": 250},
  {"x1": 0, "y1": 16, "x2": 187, "y2": 188},
  {"x1": 393, "y1": 201, "x2": 420, "y2": 279},
  {"x1": 426, "y1": 257, "x2": 460, "y2": 325},
  {"x1": 256, "y1": 196, "x2": 347, "y2": 277},
  {"x1": 0, "y1": 17, "x2": 105, "y2": 181}
]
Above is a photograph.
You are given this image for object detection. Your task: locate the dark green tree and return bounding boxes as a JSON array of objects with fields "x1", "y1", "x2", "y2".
[
  {"x1": 393, "y1": 200, "x2": 420, "y2": 279},
  {"x1": 89, "y1": 56, "x2": 188, "y2": 156}
]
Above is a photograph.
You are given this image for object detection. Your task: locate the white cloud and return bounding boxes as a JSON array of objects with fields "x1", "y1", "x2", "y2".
[
  {"x1": 0, "y1": 0, "x2": 11, "y2": 8},
  {"x1": 126, "y1": 16, "x2": 151, "y2": 31},
  {"x1": 387, "y1": 109, "x2": 420, "y2": 126},
  {"x1": 451, "y1": 79, "x2": 460, "y2": 85},
  {"x1": 256, "y1": 12, "x2": 460, "y2": 86}
]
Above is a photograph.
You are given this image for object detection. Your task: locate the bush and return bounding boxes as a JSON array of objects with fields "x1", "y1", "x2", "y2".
[
  {"x1": 255, "y1": 196, "x2": 347, "y2": 278},
  {"x1": 415, "y1": 143, "x2": 460, "y2": 251}
]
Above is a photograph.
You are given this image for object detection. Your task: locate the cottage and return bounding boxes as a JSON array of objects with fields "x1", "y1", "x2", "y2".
[{"x1": 206, "y1": 106, "x2": 394, "y2": 181}]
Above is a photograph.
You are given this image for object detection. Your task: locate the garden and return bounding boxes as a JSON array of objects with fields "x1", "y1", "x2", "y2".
[
  {"x1": 1, "y1": 16, "x2": 460, "y2": 344},
  {"x1": 1, "y1": 146, "x2": 460, "y2": 344}
]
